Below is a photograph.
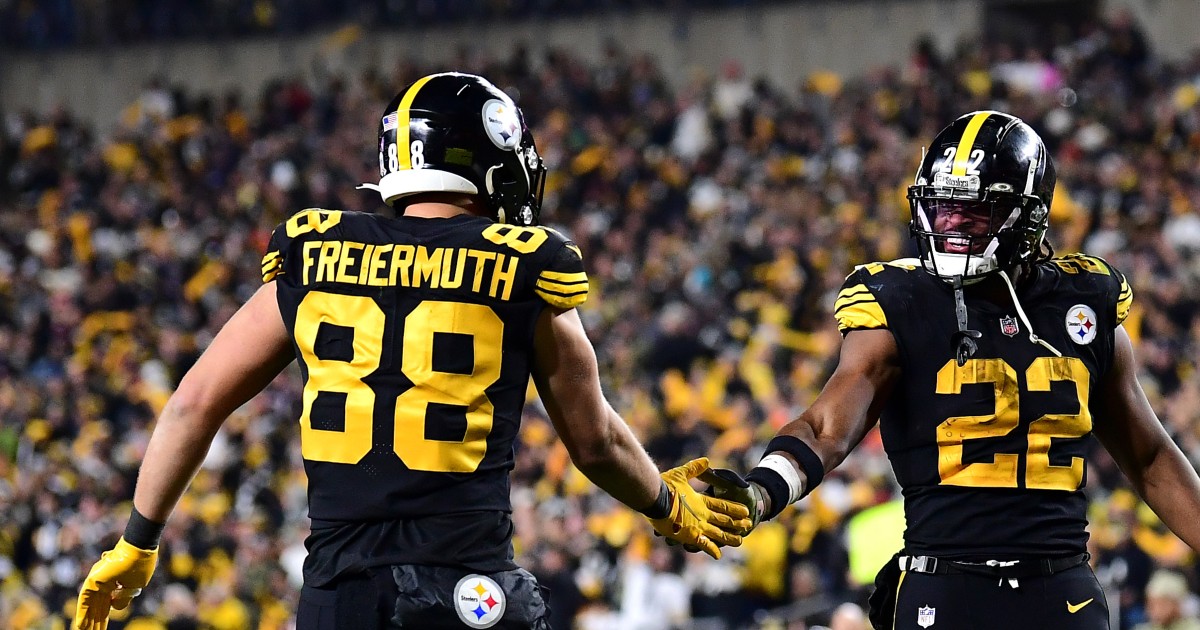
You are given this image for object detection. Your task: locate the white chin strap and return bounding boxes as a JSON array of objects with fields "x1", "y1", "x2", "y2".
[
  {"x1": 997, "y1": 269, "x2": 1063, "y2": 357},
  {"x1": 357, "y1": 169, "x2": 478, "y2": 206}
]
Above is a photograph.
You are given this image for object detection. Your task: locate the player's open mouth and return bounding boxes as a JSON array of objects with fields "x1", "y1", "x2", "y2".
[{"x1": 943, "y1": 235, "x2": 977, "y2": 254}]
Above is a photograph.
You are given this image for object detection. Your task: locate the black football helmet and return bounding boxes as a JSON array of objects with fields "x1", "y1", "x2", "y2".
[
  {"x1": 907, "y1": 111, "x2": 1056, "y2": 281},
  {"x1": 358, "y1": 72, "x2": 546, "y2": 226}
]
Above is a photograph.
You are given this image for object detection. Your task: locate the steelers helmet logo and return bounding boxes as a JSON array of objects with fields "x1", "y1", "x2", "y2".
[
  {"x1": 482, "y1": 99, "x2": 522, "y2": 150},
  {"x1": 454, "y1": 574, "x2": 506, "y2": 628},
  {"x1": 1066, "y1": 304, "x2": 1098, "y2": 345}
]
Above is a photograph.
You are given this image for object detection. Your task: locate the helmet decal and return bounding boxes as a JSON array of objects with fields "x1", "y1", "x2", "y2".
[
  {"x1": 482, "y1": 99, "x2": 522, "y2": 150},
  {"x1": 949, "y1": 111, "x2": 991, "y2": 176},
  {"x1": 393, "y1": 74, "x2": 437, "y2": 172}
]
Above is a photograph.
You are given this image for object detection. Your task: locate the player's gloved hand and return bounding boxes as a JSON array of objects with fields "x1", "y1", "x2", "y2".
[
  {"x1": 666, "y1": 466, "x2": 768, "y2": 553},
  {"x1": 76, "y1": 537, "x2": 159, "y2": 630},
  {"x1": 647, "y1": 457, "x2": 752, "y2": 560},
  {"x1": 699, "y1": 467, "x2": 766, "y2": 535}
]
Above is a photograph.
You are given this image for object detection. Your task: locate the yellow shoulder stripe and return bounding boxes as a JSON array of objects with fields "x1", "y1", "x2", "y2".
[
  {"x1": 536, "y1": 278, "x2": 589, "y2": 294},
  {"x1": 836, "y1": 301, "x2": 888, "y2": 332},
  {"x1": 536, "y1": 289, "x2": 587, "y2": 309},
  {"x1": 838, "y1": 284, "x2": 871, "y2": 298},
  {"x1": 835, "y1": 288, "x2": 878, "y2": 312},
  {"x1": 540, "y1": 270, "x2": 587, "y2": 283},
  {"x1": 261, "y1": 251, "x2": 283, "y2": 283},
  {"x1": 1116, "y1": 281, "x2": 1133, "y2": 325}
]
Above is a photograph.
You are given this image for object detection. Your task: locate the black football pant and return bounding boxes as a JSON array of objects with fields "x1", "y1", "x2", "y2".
[
  {"x1": 297, "y1": 564, "x2": 551, "y2": 629},
  {"x1": 892, "y1": 563, "x2": 1108, "y2": 630}
]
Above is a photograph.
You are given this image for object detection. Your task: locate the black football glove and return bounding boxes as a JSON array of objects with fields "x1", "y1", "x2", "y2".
[{"x1": 698, "y1": 467, "x2": 766, "y2": 535}]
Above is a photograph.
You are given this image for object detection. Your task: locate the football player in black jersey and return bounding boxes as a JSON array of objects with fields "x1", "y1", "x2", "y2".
[
  {"x1": 75, "y1": 73, "x2": 750, "y2": 630},
  {"x1": 699, "y1": 111, "x2": 1200, "y2": 629}
]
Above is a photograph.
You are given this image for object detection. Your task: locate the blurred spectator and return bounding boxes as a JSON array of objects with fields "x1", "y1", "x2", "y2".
[
  {"x1": 0, "y1": 0, "x2": 802, "y2": 51},
  {"x1": 827, "y1": 602, "x2": 869, "y2": 630},
  {"x1": 3, "y1": 7, "x2": 1200, "y2": 630},
  {"x1": 1135, "y1": 570, "x2": 1200, "y2": 630}
]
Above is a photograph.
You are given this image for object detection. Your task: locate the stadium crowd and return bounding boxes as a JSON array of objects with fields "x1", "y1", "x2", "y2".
[
  {"x1": 0, "y1": 0, "x2": 773, "y2": 51},
  {"x1": 3, "y1": 8, "x2": 1200, "y2": 630}
]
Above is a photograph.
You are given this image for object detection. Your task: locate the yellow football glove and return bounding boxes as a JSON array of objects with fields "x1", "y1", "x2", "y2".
[
  {"x1": 647, "y1": 457, "x2": 753, "y2": 559},
  {"x1": 75, "y1": 537, "x2": 158, "y2": 630}
]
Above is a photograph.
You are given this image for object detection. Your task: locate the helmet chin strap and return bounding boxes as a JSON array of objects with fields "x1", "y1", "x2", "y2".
[
  {"x1": 951, "y1": 269, "x2": 1064, "y2": 365},
  {"x1": 998, "y1": 269, "x2": 1063, "y2": 357},
  {"x1": 950, "y1": 275, "x2": 982, "y2": 366}
]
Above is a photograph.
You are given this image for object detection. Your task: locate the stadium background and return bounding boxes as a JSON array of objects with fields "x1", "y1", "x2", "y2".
[{"x1": 3, "y1": 0, "x2": 1200, "y2": 628}]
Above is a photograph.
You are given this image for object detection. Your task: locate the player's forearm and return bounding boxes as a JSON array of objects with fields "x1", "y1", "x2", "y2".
[
  {"x1": 746, "y1": 398, "x2": 877, "y2": 520},
  {"x1": 775, "y1": 410, "x2": 854, "y2": 473},
  {"x1": 132, "y1": 393, "x2": 226, "y2": 523},
  {"x1": 1130, "y1": 440, "x2": 1200, "y2": 552},
  {"x1": 568, "y1": 407, "x2": 663, "y2": 511}
]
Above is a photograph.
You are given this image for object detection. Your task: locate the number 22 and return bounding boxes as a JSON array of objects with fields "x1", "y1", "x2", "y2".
[
  {"x1": 936, "y1": 357, "x2": 1091, "y2": 491},
  {"x1": 939, "y1": 146, "x2": 986, "y2": 175}
]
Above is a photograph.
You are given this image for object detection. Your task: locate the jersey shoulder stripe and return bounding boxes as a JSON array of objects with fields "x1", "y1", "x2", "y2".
[
  {"x1": 533, "y1": 228, "x2": 589, "y2": 310},
  {"x1": 1116, "y1": 272, "x2": 1133, "y2": 325},
  {"x1": 831, "y1": 260, "x2": 922, "y2": 333},
  {"x1": 835, "y1": 270, "x2": 887, "y2": 333},
  {"x1": 261, "y1": 251, "x2": 283, "y2": 283}
]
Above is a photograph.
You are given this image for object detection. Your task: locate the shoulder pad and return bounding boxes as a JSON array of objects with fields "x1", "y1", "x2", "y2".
[
  {"x1": 1048, "y1": 253, "x2": 1133, "y2": 325},
  {"x1": 851, "y1": 259, "x2": 921, "y2": 277},
  {"x1": 1048, "y1": 253, "x2": 1112, "y2": 277},
  {"x1": 835, "y1": 265, "x2": 889, "y2": 334},
  {"x1": 534, "y1": 228, "x2": 588, "y2": 310},
  {"x1": 262, "y1": 209, "x2": 346, "y2": 283},
  {"x1": 480, "y1": 224, "x2": 588, "y2": 310}
]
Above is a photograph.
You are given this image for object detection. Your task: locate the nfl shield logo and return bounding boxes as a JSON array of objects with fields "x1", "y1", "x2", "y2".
[
  {"x1": 1000, "y1": 315, "x2": 1019, "y2": 337},
  {"x1": 918, "y1": 606, "x2": 936, "y2": 628}
]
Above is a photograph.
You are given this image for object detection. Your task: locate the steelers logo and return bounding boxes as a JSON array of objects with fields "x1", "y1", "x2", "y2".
[
  {"x1": 454, "y1": 574, "x2": 506, "y2": 628},
  {"x1": 482, "y1": 99, "x2": 522, "y2": 150},
  {"x1": 1066, "y1": 304, "x2": 1098, "y2": 345}
]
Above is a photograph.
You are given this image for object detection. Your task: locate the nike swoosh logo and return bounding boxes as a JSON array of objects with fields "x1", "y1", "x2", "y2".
[{"x1": 1067, "y1": 598, "x2": 1094, "y2": 613}]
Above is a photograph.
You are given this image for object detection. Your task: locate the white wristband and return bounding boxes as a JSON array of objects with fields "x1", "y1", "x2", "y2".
[{"x1": 757, "y1": 453, "x2": 805, "y2": 505}]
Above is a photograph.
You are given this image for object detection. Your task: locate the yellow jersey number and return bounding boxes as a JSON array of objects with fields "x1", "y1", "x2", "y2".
[
  {"x1": 293, "y1": 292, "x2": 503, "y2": 472},
  {"x1": 935, "y1": 357, "x2": 1091, "y2": 491}
]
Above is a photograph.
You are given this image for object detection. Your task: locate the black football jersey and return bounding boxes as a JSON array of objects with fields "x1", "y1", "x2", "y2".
[
  {"x1": 262, "y1": 209, "x2": 587, "y2": 582},
  {"x1": 835, "y1": 255, "x2": 1133, "y2": 559}
]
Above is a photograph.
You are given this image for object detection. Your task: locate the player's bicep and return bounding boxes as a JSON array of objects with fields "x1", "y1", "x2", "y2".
[
  {"x1": 802, "y1": 328, "x2": 900, "y2": 455},
  {"x1": 530, "y1": 307, "x2": 609, "y2": 452},
  {"x1": 1093, "y1": 325, "x2": 1169, "y2": 476},
  {"x1": 173, "y1": 283, "x2": 295, "y2": 420}
]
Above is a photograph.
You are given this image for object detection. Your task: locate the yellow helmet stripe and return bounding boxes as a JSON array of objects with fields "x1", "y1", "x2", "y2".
[
  {"x1": 951, "y1": 111, "x2": 992, "y2": 176},
  {"x1": 396, "y1": 74, "x2": 437, "y2": 170}
]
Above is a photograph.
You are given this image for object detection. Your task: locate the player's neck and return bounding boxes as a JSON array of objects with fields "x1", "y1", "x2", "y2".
[{"x1": 403, "y1": 202, "x2": 473, "y2": 219}]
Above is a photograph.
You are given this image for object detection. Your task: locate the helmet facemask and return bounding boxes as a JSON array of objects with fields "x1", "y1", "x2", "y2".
[
  {"x1": 908, "y1": 186, "x2": 1048, "y2": 283},
  {"x1": 486, "y1": 138, "x2": 546, "y2": 226}
]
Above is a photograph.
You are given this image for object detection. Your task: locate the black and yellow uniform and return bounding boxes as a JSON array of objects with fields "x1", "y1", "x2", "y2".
[
  {"x1": 838, "y1": 254, "x2": 1131, "y2": 630},
  {"x1": 264, "y1": 208, "x2": 584, "y2": 628}
]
